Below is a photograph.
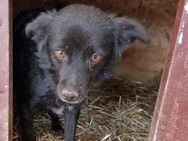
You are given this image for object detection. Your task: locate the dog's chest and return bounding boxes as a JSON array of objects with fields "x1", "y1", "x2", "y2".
[
  {"x1": 51, "y1": 106, "x2": 65, "y2": 115},
  {"x1": 51, "y1": 105, "x2": 75, "y2": 116}
]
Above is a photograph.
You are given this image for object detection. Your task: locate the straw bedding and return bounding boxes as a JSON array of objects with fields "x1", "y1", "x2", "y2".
[{"x1": 13, "y1": 77, "x2": 157, "y2": 141}]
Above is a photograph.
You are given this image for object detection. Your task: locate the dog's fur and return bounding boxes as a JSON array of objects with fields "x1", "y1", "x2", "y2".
[{"x1": 13, "y1": 4, "x2": 149, "y2": 141}]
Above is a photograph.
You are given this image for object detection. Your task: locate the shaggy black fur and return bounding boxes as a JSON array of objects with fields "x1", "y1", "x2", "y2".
[{"x1": 13, "y1": 4, "x2": 149, "y2": 141}]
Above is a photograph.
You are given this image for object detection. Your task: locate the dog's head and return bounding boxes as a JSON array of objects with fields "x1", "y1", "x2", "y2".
[{"x1": 25, "y1": 4, "x2": 149, "y2": 104}]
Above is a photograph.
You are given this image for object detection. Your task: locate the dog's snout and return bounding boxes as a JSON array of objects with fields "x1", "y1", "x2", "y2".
[{"x1": 61, "y1": 89, "x2": 79, "y2": 102}]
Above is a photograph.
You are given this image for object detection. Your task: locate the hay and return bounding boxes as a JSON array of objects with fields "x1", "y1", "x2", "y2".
[{"x1": 13, "y1": 77, "x2": 157, "y2": 141}]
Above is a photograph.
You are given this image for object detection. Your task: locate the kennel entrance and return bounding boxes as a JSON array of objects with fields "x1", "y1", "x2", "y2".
[{"x1": 0, "y1": 0, "x2": 188, "y2": 140}]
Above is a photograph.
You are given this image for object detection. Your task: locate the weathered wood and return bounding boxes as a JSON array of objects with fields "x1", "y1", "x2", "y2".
[
  {"x1": 149, "y1": 0, "x2": 188, "y2": 140},
  {"x1": 0, "y1": 0, "x2": 12, "y2": 140}
]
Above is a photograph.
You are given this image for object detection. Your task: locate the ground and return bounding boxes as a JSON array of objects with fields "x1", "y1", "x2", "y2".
[{"x1": 14, "y1": 77, "x2": 157, "y2": 141}]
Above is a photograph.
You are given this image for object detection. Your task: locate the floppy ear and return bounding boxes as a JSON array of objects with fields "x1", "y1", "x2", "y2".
[
  {"x1": 25, "y1": 12, "x2": 55, "y2": 69},
  {"x1": 25, "y1": 12, "x2": 54, "y2": 41},
  {"x1": 98, "y1": 17, "x2": 149, "y2": 81},
  {"x1": 112, "y1": 17, "x2": 149, "y2": 57}
]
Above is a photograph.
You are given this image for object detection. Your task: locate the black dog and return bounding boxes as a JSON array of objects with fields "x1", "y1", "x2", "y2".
[{"x1": 13, "y1": 4, "x2": 149, "y2": 141}]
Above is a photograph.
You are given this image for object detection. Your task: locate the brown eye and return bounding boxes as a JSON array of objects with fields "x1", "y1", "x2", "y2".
[
  {"x1": 90, "y1": 53, "x2": 102, "y2": 63},
  {"x1": 54, "y1": 50, "x2": 65, "y2": 60}
]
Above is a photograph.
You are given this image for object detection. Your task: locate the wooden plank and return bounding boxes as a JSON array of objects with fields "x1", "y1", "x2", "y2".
[
  {"x1": 149, "y1": 0, "x2": 188, "y2": 140},
  {"x1": 0, "y1": 0, "x2": 12, "y2": 140}
]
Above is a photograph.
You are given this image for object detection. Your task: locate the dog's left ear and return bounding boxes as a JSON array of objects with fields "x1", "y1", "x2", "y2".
[{"x1": 112, "y1": 17, "x2": 149, "y2": 57}]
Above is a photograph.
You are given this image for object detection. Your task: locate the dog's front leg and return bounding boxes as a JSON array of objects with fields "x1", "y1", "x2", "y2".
[
  {"x1": 64, "y1": 105, "x2": 80, "y2": 141},
  {"x1": 49, "y1": 112, "x2": 63, "y2": 131},
  {"x1": 19, "y1": 106, "x2": 36, "y2": 141}
]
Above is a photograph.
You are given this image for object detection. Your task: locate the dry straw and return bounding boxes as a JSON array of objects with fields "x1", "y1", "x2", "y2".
[{"x1": 14, "y1": 77, "x2": 157, "y2": 141}]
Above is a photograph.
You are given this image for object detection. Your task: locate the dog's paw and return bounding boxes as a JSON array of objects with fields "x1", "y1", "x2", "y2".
[{"x1": 52, "y1": 123, "x2": 64, "y2": 132}]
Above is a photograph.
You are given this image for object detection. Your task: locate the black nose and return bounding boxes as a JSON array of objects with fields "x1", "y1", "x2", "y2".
[{"x1": 61, "y1": 90, "x2": 79, "y2": 101}]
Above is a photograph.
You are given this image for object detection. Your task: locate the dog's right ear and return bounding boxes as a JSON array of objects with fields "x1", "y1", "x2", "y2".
[{"x1": 25, "y1": 12, "x2": 54, "y2": 41}]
